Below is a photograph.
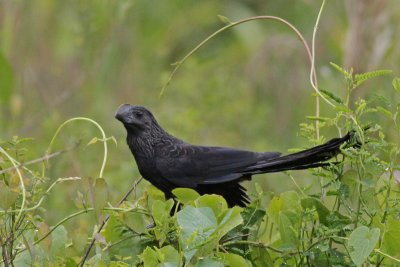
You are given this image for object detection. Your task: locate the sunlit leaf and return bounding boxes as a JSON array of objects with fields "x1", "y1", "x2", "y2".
[
  {"x1": 217, "y1": 252, "x2": 250, "y2": 267},
  {"x1": 152, "y1": 199, "x2": 174, "y2": 226},
  {"x1": 195, "y1": 194, "x2": 228, "y2": 217},
  {"x1": 215, "y1": 206, "x2": 243, "y2": 239},
  {"x1": 139, "y1": 247, "x2": 158, "y2": 267},
  {"x1": 156, "y1": 245, "x2": 180, "y2": 267},
  {"x1": 173, "y1": 187, "x2": 200, "y2": 205}
]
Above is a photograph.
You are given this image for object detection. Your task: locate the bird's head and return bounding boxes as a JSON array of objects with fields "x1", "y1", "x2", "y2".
[{"x1": 115, "y1": 104, "x2": 157, "y2": 134}]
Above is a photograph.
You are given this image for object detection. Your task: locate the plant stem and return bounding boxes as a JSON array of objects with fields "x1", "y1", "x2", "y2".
[{"x1": 78, "y1": 177, "x2": 143, "y2": 267}]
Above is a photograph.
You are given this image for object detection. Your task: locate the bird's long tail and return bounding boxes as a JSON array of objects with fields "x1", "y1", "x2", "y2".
[{"x1": 248, "y1": 131, "x2": 358, "y2": 174}]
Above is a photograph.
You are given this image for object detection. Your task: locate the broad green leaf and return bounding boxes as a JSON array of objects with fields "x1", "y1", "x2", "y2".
[
  {"x1": 250, "y1": 246, "x2": 273, "y2": 267},
  {"x1": 139, "y1": 247, "x2": 159, "y2": 267},
  {"x1": 327, "y1": 211, "x2": 352, "y2": 228},
  {"x1": 382, "y1": 217, "x2": 400, "y2": 257},
  {"x1": 0, "y1": 53, "x2": 14, "y2": 103},
  {"x1": 341, "y1": 170, "x2": 359, "y2": 204},
  {"x1": 152, "y1": 199, "x2": 174, "y2": 244},
  {"x1": 301, "y1": 197, "x2": 330, "y2": 226},
  {"x1": 51, "y1": 225, "x2": 69, "y2": 258},
  {"x1": 267, "y1": 191, "x2": 301, "y2": 224},
  {"x1": 177, "y1": 206, "x2": 217, "y2": 239},
  {"x1": 242, "y1": 207, "x2": 266, "y2": 228},
  {"x1": 217, "y1": 252, "x2": 250, "y2": 267},
  {"x1": 196, "y1": 258, "x2": 224, "y2": 267},
  {"x1": 195, "y1": 194, "x2": 228, "y2": 217},
  {"x1": 173, "y1": 188, "x2": 200, "y2": 205},
  {"x1": 152, "y1": 199, "x2": 174, "y2": 226},
  {"x1": 156, "y1": 245, "x2": 181, "y2": 267},
  {"x1": 177, "y1": 206, "x2": 217, "y2": 263},
  {"x1": 146, "y1": 185, "x2": 167, "y2": 209},
  {"x1": 121, "y1": 209, "x2": 150, "y2": 234},
  {"x1": 348, "y1": 226, "x2": 380, "y2": 266},
  {"x1": 215, "y1": 206, "x2": 243, "y2": 239},
  {"x1": 279, "y1": 212, "x2": 299, "y2": 250}
]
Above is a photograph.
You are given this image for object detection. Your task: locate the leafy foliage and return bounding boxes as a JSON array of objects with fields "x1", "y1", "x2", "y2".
[
  {"x1": 2, "y1": 68, "x2": 400, "y2": 266},
  {"x1": 1, "y1": 2, "x2": 400, "y2": 265}
]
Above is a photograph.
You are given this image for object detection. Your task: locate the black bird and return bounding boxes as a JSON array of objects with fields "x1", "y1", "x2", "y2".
[{"x1": 115, "y1": 104, "x2": 354, "y2": 207}]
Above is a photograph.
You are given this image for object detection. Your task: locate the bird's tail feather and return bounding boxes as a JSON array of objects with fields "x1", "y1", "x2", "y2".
[{"x1": 248, "y1": 131, "x2": 357, "y2": 174}]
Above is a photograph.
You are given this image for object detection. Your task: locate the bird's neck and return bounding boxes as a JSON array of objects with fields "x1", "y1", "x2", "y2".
[{"x1": 126, "y1": 125, "x2": 178, "y2": 158}]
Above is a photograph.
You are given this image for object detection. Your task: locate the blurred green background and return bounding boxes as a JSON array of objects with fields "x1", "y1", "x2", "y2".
[{"x1": 1, "y1": 0, "x2": 399, "y2": 227}]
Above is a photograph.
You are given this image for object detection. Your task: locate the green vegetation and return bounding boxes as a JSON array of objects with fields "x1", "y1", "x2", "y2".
[{"x1": 1, "y1": 1, "x2": 400, "y2": 266}]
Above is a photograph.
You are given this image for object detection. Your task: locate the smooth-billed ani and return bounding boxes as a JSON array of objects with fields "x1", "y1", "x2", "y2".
[{"x1": 116, "y1": 104, "x2": 354, "y2": 207}]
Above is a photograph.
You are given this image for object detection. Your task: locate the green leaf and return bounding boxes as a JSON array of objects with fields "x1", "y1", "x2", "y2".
[
  {"x1": 242, "y1": 207, "x2": 266, "y2": 228},
  {"x1": 341, "y1": 170, "x2": 359, "y2": 204},
  {"x1": 196, "y1": 258, "x2": 224, "y2": 267},
  {"x1": 173, "y1": 188, "x2": 200, "y2": 205},
  {"x1": 348, "y1": 226, "x2": 380, "y2": 266},
  {"x1": 320, "y1": 89, "x2": 343, "y2": 104},
  {"x1": 393, "y1": 77, "x2": 400, "y2": 92},
  {"x1": 382, "y1": 217, "x2": 400, "y2": 257},
  {"x1": 177, "y1": 206, "x2": 217, "y2": 262},
  {"x1": 330, "y1": 62, "x2": 346, "y2": 75},
  {"x1": 152, "y1": 199, "x2": 174, "y2": 226},
  {"x1": 139, "y1": 247, "x2": 159, "y2": 267},
  {"x1": 267, "y1": 191, "x2": 301, "y2": 224},
  {"x1": 376, "y1": 106, "x2": 392, "y2": 118},
  {"x1": 354, "y1": 69, "x2": 392, "y2": 87},
  {"x1": 156, "y1": 245, "x2": 181, "y2": 267},
  {"x1": 301, "y1": 197, "x2": 330, "y2": 226},
  {"x1": 279, "y1": 212, "x2": 299, "y2": 250},
  {"x1": 249, "y1": 247, "x2": 273, "y2": 267},
  {"x1": 152, "y1": 199, "x2": 174, "y2": 244},
  {"x1": 177, "y1": 206, "x2": 217, "y2": 239},
  {"x1": 195, "y1": 194, "x2": 228, "y2": 217},
  {"x1": 217, "y1": 252, "x2": 250, "y2": 267},
  {"x1": 215, "y1": 206, "x2": 243, "y2": 239},
  {"x1": 0, "y1": 53, "x2": 14, "y2": 103},
  {"x1": 51, "y1": 225, "x2": 69, "y2": 258},
  {"x1": 217, "y1": 15, "x2": 232, "y2": 25}
]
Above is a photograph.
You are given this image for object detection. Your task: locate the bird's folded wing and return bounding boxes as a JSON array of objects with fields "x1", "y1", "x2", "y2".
[{"x1": 155, "y1": 144, "x2": 281, "y2": 187}]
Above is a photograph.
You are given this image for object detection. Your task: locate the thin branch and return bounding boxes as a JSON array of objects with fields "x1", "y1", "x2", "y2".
[
  {"x1": 78, "y1": 177, "x2": 143, "y2": 267},
  {"x1": 0, "y1": 144, "x2": 78, "y2": 175}
]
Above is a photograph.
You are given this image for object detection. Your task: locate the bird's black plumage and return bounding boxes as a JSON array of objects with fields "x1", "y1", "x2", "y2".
[{"x1": 115, "y1": 104, "x2": 353, "y2": 207}]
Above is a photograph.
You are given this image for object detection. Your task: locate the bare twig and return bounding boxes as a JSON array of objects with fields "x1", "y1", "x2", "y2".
[
  {"x1": 78, "y1": 177, "x2": 143, "y2": 267},
  {"x1": 0, "y1": 143, "x2": 79, "y2": 175}
]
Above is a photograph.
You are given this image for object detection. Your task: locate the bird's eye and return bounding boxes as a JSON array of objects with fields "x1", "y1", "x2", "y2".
[{"x1": 134, "y1": 111, "x2": 143, "y2": 118}]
